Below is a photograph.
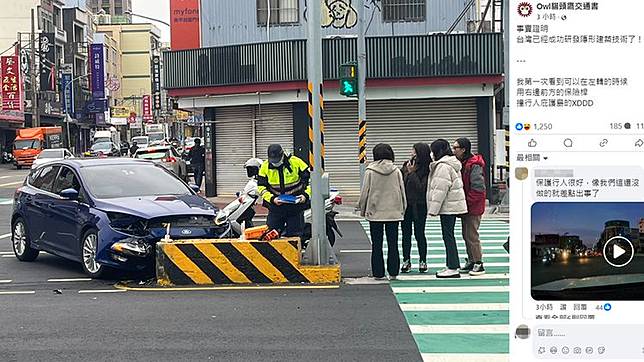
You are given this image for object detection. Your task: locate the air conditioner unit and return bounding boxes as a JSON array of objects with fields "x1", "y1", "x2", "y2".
[{"x1": 96, "y1": 14, "x2": 112, "y2": 25}]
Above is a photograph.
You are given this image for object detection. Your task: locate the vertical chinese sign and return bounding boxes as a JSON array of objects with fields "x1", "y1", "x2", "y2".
[
  {"x1": 90, "y1": 44, "x2": 105, "y2": 99},
  {"x1": 1, "y1": 56, "x2": 22, "y2": 111},
  {"x1": 61, "y1": 71, "x2": 74, "y2": 115},
  {"x1": 151, "y1": 56, "x2": 162, "y2": 113},
  {"x1": 39, "y1": 33, "x2": 56, "y2": 91},
  {"x1": 142, "y1": 95, "x2": 153, "y2": 122}
]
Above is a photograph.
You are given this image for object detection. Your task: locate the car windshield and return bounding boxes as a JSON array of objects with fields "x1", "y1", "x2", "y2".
[
  {"x1": 14, "y1": 140, "x2": 41, "y2": 149},
  {"x1": 149, "y1": 133, "x2": 165, "y2": 142},
  {"x1": 91, "y1": 142, "x2": 112, "y2": 151},
  {"x1": 93, "y1": 137, "x2": 110, "y2": 144},
  {"x1": 81, "y1": 164, "x2": 191, "y2": 199},
  {"x1": 38, "y1": 149, "x2": 64, "y2": 159},
  {"x1": 136, "y1": 150, "x2": 169, "y2": 160},
  {"x1": 132, "y1": 137, "x2": 148, "y2": 145}
]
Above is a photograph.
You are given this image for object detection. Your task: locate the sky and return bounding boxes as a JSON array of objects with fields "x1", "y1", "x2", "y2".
[
  {"x1": 531, "y1": 203, "x2": 644, "y2": 247},
  {"x1": 132, "y1": 0, "x2": 171, "y2": 43}
]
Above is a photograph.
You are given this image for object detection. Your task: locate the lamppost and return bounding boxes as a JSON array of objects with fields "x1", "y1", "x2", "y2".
[
  {"x1": 63, "y1": 74, "x2": 89, "y2": 153},
  {"x1": 123, "y1": 10, "x2": 170, "y2": 27}
]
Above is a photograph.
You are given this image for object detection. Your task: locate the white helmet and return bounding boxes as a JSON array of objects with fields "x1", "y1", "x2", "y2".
[{"x1": 244, "y1": 158, "x2": 263, "y2": 168}]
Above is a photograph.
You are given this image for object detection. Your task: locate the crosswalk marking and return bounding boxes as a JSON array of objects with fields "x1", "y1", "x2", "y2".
[
  {"x1": 421, "y1": 353, "x2": 509, "y2": 362},
  {"x1": 393, "y1": 286, "x2": 509, "y2": 294},
  {"x1": 410, "y1": 325, "x2": 509, "y2": 334},
  {"x1": 400, "y1": 303, "x2": 509, "y2": 311},
  {"x1": 360, "y1": 218, "x2": 509, "y2": 358},
  {"x1": 395, "y1": 273, "x2": 508, "y2": 281}
]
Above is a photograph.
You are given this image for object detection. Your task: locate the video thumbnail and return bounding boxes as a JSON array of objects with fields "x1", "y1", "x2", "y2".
[{"x1": 531, "y1": 202, "x2": 644, "y2": 300}]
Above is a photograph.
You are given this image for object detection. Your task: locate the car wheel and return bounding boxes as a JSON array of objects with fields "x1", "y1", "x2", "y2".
[
  {"x1": 80, "y1": 229, "x2": 107, "y2": 278},
  {"x1": 12, "y1": 218, "x2": 39, "y2": 261}
]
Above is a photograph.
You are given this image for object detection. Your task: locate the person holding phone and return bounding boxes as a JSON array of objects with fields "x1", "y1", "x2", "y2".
[{"x1": 400, "y1": 142, "x2": 431, "y2": 273}]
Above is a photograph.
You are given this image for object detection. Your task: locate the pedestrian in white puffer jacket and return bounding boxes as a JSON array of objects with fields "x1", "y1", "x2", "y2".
[{"x1": 427, "y1": 139, "x2": 467, "y2": 279}]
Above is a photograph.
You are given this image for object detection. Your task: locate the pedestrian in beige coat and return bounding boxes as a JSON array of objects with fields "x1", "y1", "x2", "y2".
[
  {"x1": 358, "y1": 143, "x2": 407, "y2": 280},
  {"x1": 427, "y1": 139, "x2": 467, "y2": 278}
]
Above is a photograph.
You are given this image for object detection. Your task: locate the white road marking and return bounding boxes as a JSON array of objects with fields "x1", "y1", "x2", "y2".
[
  {"x1": 385, "y1": 254, "x2": 508, "y2": 259},
  {"x1": 0, "y1": 233, "x2": 12, "y2": 240},
  {"x1": 343, "y1": 277, "x2": 390, "y2": 285},
  {"x1": 78, "y1": 289, "x2": 126, "y2": 294},
  {"x1": 422, "y1": 353, "x2": 509, "y2": 362},
  {"x1": 340, "y1": 249, "x2": 371, "y2": 253},
  {"x1": 0, "y1": 251, "x2": 14, "y2": 255},
  {"x1": 0, "y1": 200, "x2": 12, "y2": 205},
  {"x1": 392, "y1": 286, "x2": 509, "y2": 293},
  {"x1": 0, "y1": 175, "x2": 21, "y2": 179},
  {"x1": 0, "y1": 280, "x2": 12, "y2": 283},
  {"x1": 0, "y1": 181, "x2": 23, "y2": 187},
  {"x1": 340, "y1": 247, "x2": 506, "y2": 252},
  {"x1": 0, "y1": 291, "x2": 35, "y2": 295},
  {"x1": 410, "y1": 325, "x2": 509, "y2": 334},
  {"x1": 48, "y1": 278, "x2": 92, "y2": 282},
  {"x1": 1, "y1": 255, "x2": 15, "y2": 258},
  {"x1": 428, "y1": 262, "x2": 509, "y2": 268},
  {"x1": 400, "y1": 303, "x2": 509, "y2": 312},
  {"x1": 395, "y1": 273, "x2": 508, "y2": 281}
]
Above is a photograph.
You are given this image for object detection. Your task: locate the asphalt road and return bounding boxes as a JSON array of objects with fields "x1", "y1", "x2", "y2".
[{"x1": 0, "y1": 164, "x2": 421, "y2": 361}]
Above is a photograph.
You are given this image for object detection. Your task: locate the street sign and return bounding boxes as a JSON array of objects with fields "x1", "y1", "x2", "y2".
[
  {"x1": 111, "y1": 105, "x2": 132, "y2": 118},
  {"x1": 127, "y1": 112, "x2": 137, "y2": 124},
  {"x1": 1, "y1": 56, "x2": 22, "y2": 111},
  {"x1": 142, "y1": 95, "x2": 153, "y2": 121}
]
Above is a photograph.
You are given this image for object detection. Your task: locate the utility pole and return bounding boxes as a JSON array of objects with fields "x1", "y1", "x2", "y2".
[
  {"x1": 304, "y1": 0, "x2": 332, "y2": 265},
  {"x1": 30, "y1": 8, "x2": 40, "y2": 127},
  {"x1": 357, "y1": 0, "x2": 367, "y2": 188}
]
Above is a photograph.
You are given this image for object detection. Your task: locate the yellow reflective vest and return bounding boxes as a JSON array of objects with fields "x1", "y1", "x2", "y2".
[{"x1": 257, "y1": 155, "x2": 311, "y2": 207}]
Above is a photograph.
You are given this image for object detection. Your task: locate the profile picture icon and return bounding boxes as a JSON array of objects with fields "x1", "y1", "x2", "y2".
[{"x1": 518, "y1": 2, "x2": 533, "y2": 17}]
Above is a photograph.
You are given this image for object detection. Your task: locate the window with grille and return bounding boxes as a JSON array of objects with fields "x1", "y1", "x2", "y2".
[
  {"x1": 257, "y1": 0, "x2": 299, "y2": 26},
  {"x1": 382, "y1": 0, "x2": 426, "y2": 22}
]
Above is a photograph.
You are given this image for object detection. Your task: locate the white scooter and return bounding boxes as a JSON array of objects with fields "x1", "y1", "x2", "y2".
[{"x1": 216, "y1": 158, "x2": 343, "y2": 247}]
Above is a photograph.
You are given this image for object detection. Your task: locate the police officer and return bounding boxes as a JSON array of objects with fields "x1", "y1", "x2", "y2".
[{"x1": 257, "y1": 144, "x2": 311, "y2": 237}]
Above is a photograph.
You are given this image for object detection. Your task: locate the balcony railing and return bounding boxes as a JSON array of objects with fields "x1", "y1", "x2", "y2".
[{"x1": 163, "y1": 33, "x2": 503, "y2": 89}]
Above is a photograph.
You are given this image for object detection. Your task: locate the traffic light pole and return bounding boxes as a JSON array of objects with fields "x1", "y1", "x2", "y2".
[
  {"x1": 305, "y1": 0, "x2": 331, "y2": 265},
  {"x1": 30, "y1": 9, "x2": 40, "y2": 127},
  {"x1": 357, "y1": 0, "x2": 367, "y2": 188}
]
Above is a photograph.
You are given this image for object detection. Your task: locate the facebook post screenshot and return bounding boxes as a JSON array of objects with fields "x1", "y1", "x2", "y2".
[
  {"x1": 510, "y1": 0, "x2": 644, "y2": 360},
  {"x1": 0, "y1": 0, "x2": 519, "y2": 361}
]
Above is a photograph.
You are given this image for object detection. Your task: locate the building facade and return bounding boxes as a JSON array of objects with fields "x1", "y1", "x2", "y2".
[
  {"x1": 164, "y1": 0, "x2": 504, "y2": 200},
  {"x1": 0, "y1": 0, "x2": 68, "y2": 150},
  {"x1": 89, "y1": 0, "x2": 132, "y2": 23}
]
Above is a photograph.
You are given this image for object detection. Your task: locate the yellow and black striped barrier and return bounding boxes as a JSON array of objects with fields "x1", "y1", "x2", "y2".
[
  {"x1": 307, "y1": 82, "x2": 326, "y2": 171},
  {"x1": 156, "y1": 238, "x2": 341, "y2": 286},
  {"x1": 358, "y1": 118, "x2": 367, "y2": 164}
]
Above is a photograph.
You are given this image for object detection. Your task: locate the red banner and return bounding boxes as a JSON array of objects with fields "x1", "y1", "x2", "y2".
[
  {"x1": 170, "y1": 0, "x2": 201, "y2": 50},
  {"x1": 142, "y1": 95, "x2": 153, "y2": 122},
  {"x1": 1, "y1": 56, "x2": 22, "y2": 111}
]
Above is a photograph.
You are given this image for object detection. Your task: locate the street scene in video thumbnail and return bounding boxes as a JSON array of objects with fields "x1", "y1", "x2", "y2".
[{"x1": 532, "y1": 202, "x2": 644, "y2": 300}]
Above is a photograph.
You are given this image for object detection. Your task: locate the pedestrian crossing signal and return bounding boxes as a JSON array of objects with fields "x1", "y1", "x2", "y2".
[{"x1": 339, "y1": 62, "x2": 358, "y2": 97}]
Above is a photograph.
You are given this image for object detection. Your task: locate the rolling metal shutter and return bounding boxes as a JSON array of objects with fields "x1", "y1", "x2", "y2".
[
  {"x1": 215, "y1": 104, "x2": 294, "y2": 196},
  {"x1": 324, "y1": 98, "x2": 479, "y2": 201},
  {"x1": 215, "y1": 106, "x2": 254, "y2": 195},
  {"x1": 255, "y1": 104, "x2": 294, "y2": 159}
]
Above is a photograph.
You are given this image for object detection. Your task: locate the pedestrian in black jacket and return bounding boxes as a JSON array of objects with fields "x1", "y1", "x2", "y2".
[{"x1": 401, "y1": 142, "x2": 431, "y2": 273}]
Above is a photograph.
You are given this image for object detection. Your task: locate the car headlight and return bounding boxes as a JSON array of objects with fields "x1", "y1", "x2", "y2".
[
  {"x1": 215, "y1": 210, "x2": 229, "y2": 226},
  {"x1": 107, "y1": 212, "x2": 149, "y2": 236},
  {"x1": 111, "y1": 240, "x2": 151, "y2": 257}
]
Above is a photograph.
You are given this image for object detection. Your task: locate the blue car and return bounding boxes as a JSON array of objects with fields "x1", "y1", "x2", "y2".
[{"x1": 11, "y1": 158, "x2": 230, "y2": 278}]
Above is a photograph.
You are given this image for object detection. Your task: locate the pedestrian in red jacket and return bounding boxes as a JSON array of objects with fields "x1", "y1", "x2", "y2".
[{"x1": 452, "y1": 138, "x2": 487, "y2": 276}]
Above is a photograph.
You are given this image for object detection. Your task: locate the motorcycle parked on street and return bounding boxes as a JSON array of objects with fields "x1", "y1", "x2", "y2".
[
  {"x1": 2, "y1": 150, "x2": 14, "y2": 164},
  {"x1": 215, "y1": 158, "x2": 342, "y2": 247}
]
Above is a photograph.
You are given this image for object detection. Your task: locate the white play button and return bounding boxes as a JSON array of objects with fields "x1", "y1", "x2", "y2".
[
  {"x1": 613, "y1": 244, "x2": 626, "y2": 259},
  {"x1": 603, "y1": 236, "x2": 634, "y2": 268}
]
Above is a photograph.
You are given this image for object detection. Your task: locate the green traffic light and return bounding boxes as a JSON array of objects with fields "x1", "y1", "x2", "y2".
[{"x1": 342, "y1": 80, "x2": 354, "y2": 94}]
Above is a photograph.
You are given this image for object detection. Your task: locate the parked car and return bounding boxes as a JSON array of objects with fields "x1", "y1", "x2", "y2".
[
  {"x1": 131, "y1": 136, "x2": 149, "y2": 149},
  {"x1": 84, "y1": 142, "x2": 121, "y2": 157},
  {"x1": 134, "y1": 146, "x2": 188, "y2": 181},
  {"x1": 31, "y1": 148, "x2": 74, "y2": 169},
  {"x1": 10, "y1": 159, "x2": 230, "y2": 277}
]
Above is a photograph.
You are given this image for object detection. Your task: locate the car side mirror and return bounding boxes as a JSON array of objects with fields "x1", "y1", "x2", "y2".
[
  {"x1": 189, "y1": 184, "x2": 201, "y2": 193},
  {"x1": 60, "y1": 188, "x2": 79, "y2": 200}
]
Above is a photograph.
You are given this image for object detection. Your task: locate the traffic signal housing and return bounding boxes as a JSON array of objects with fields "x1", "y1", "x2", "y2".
[{"x1": 339, "y1": 62, "x2": 358, "y2": 97}]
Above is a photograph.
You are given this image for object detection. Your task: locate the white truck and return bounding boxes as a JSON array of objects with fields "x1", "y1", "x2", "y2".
[
  {"x1": 145, "y1": 123, "x2": 167, "y2": 146},
  {"x1": 93, "y1": 128, "x2": 121, "y2": 146}
]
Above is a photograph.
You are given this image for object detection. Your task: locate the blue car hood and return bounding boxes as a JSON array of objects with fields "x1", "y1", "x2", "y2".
[{"x1": 93, "y1": 194, "x2": 217, "y2": 219}]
